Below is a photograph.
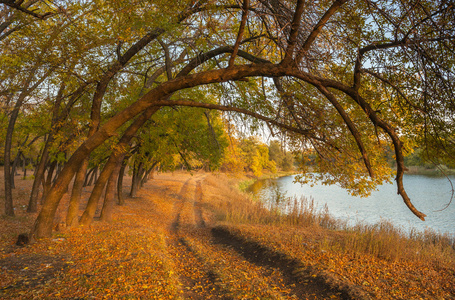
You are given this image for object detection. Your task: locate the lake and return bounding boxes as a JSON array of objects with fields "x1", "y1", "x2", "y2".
[{"x1": 247, "y1": 174, "x2": 455, "y2": 235}]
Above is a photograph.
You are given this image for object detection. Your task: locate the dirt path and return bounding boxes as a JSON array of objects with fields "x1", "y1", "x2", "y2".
[
  {"x1": 165, "y1": 175, "x2": 226, "y2": 299},
  {"x1": 154, "y1": 173, "x2": 348, "y2": 300}
]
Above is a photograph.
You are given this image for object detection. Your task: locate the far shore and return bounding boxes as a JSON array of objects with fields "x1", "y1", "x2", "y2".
[{"x1": 404, "y1": 165, "x2": 455, "y2": 176}]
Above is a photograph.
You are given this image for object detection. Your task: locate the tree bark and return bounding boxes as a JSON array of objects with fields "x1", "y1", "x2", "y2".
[
  {"x1": 99, "y1": 158, "x2": 123, "y2": 222},
  {"x1": 68, "y1": 26, "x2": 171, "y2": 227},
  {"x1": 65, "y1": 158, "x2": 88, "y2": 227},
  {"x1": 117, "y1": 161, "x2": 126, "y2": 206},
  {"x1": 78, "y1": 165, "x2": 111, "y2": 226},
  {"x1": 28, "y1": 138, "x2": 51, "y2": 212},
  {"x1": 130, "y1": 162, "x2": 143, "y2": 198},
  {"x1": 11, "y1": 150, "x2": 22, "y2": 189},
  {"x1": 3, "y1": 98, "x2": 22, "y2": 216},
  {"x1": 83, "y1": 167, "x2": 97, "y2": 186},
  {"x1": 141, "y1": 164, "x2": 156, "y2": 187},
  {"x1": 22, "y1": 156, "x2": 27, "y2": 179},
  {"x1": 41, "y1": 160, "x2": 57, "y2": 204}
]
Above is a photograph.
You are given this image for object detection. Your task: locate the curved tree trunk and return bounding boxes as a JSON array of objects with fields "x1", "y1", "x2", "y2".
[
  {"x1": 28, "y1": 138, "x2": 51, "y2": 212},
  {"x1": 99, "y1": 158, "x2": 123, "y2": 222},
  {"x1": 4, "y1": 63, "x2": 57, "y2": 216},
  {"x1": 41, "y1": 160, "x2": 57, "y2": 204},
  {"x1": 78, "y1": 165, "x2": 111, "y2": 226},
  {"x1": 30, "y1": 82, "x2": 86, "y2": 213},
  {"x1": 66, "y1": 158, "x2": 88, "y2": 227}
]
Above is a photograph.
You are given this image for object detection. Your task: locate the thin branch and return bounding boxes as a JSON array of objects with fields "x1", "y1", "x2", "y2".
[
  {"x1": 273, "y1": 77, "x2": 305, "y2": 131},
  {"x1": 296, "y1": 0, "x2": 348, "y2": 62},
  {"x1": 361, "y1": 69, "x2": 427, "y2": 113},
  {"x1": 281, "y1": 0, "x2": 305, "y2": 65},
  {"x1": 157, "y1": 39, "x2": 173, "y2": 80},
  {"x1": 314, "y1": 83, "x2": 374, "y2": 178},
  {"x1": 0, "y1": 0, "x2": 54, "y2": 19},
  {"x1": 228, "y1": 0, "x2": 249, "y2": 67}
]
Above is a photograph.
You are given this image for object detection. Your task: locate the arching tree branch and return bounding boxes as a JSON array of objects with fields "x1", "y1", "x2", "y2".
[{"x1": 0, "y1": 0, "x2": 54, "y2": 19}]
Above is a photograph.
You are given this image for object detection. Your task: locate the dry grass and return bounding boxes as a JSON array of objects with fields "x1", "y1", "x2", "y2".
[{"x1": 204, "y1": 173, "x2": 455, "y2": 264}]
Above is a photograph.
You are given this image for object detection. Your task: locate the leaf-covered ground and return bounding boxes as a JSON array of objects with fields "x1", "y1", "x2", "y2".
[{"x1": 1, "y1": 171, "x2": 454, "y2": 299}]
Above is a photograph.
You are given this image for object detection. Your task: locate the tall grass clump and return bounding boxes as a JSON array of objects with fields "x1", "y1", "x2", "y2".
[
  {"x1": 324, "y1": 219, "x2": 455, "y2": 264},
  {"x1": 337, "y1": 220, "x2": 409, "y2": 260},
  {"x1": 203, "y1": 174, "x2": 338, "y2": 227}
]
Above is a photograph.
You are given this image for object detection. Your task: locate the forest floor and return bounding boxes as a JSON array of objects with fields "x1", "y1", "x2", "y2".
[{"x1": 0, "y1": 170, "x2": 454, "y2": 299}]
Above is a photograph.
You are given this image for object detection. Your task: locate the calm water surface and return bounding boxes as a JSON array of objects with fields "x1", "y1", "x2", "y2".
[{"x1": 248, "y1": 174, "x2": 455, "y2": 235}]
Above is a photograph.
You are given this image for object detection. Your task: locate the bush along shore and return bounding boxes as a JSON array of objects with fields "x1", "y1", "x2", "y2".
[{"x1": 1, "y1": 171, "x2": 454, "y2": 299}]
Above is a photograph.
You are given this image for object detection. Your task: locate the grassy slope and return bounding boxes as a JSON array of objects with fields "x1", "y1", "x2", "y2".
[{"x1": 0, "y1": 170, "x2": 454, "y2": 299}]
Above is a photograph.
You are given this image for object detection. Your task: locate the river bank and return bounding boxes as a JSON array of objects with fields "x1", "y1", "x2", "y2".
[
  {"x1": 1, "y1": 171, "x2": 454, "y2": 299},
  {"x1": 405, "y1": 165, "x2": 455, "y2": 176}
]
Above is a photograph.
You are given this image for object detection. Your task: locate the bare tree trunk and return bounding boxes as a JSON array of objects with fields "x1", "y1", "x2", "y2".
[
  {"x1": 141, "y1": 162, "x2": 157, "y2": 187},
  {"x1": 30, "y1": 82, "x2": 85, "y2": 213},
  {"x1": 22, "y1": 155, "x2": 27, "y2": 180},
  {"x1": 79, "y1": 167, "x2": 109, "y2": 226},
  {"x1": 130, "y1": 162, "x2": 143, "y2": 198},
  {"x1": 129, "y1": 163, "x2": 137, "y2": 198},
  {"x1": 10, "y1": 151, "x2": 22, "y2": 189},
  {"x1": 4, "y1": 101, "x2": 20, "y2": 216},
  {"x1": 28, "y1": 138, "x2": 51, "y2": 212},
  {"x1": 99, "y1": 158, "x2": 123, "y2": 222},
  {"x1": 41, "y1": 161, "x2": 57, "y2": 204},
  {"x1": 80, "y1": 154, "x2": 131, "y2": 226},
  {"x1": 80, "y1": 106, "x2": 160, "y2": 226},
  {"x1": 117, "y1": 162, "x2": 126, "y2": 206},
  {"x1": 66, "y1": 158, "x2": 88, "y2": 227},
  {"x1": 84, "y1": 167, "x2": 98, "y2": 186}
]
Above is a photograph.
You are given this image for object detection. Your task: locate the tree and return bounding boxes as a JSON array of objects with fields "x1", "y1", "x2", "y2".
[
  {"x1": 238, "y1": 136, "x2": 276, "y2": 177},
  {"x1": 269, "y1": 140, "x2": 294, "y2": 171},
  {"x1": 0, "y1": 0, "x2": 452, "y2": 238},
  {"x1": 1, "y1": 12, "x2": 65, "y2": 215}
]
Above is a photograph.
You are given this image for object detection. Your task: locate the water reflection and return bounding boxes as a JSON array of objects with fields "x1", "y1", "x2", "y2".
[{"x1": 247, "y1": 178, "x2": 287, "y2": 207}]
